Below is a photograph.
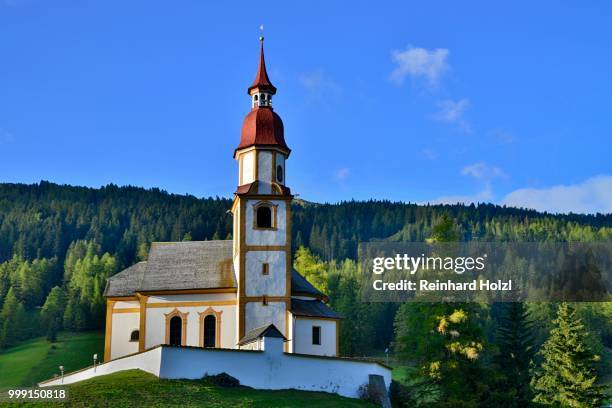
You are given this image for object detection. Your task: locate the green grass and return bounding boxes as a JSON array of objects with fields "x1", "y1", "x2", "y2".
[
  {"x1": 0, "y1": 337, "x2": 51, "y2": 388},
  {"x1": 392, "y1": 365, "x2": 414, "y2": 384},
  {"x1": 6, "y1": 369, "x2": 374, "y2": 408},
  {"x1": 0, "y1": 332, "x2": 103, "y2": 388}
]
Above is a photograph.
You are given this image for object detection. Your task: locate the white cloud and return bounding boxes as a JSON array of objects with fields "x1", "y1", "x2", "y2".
[
  {"x1": 461, "y1": 162, "x2": 506, "y2": 180},
  {"x1": 502, "y1": 175, "x2": 612, "y2": 214},
  {"x1": 390, "y1": 46, "x2": 449, "y2": 86},
  {"x1": 298, "y1": 70, "x2": 341, "y2": 103},
  {"x1": 334, "y1": 168, "x2": 350, "y2": 181},
  {"x1": 433, "y1": 99, "x2": 471, "y2": 133}
]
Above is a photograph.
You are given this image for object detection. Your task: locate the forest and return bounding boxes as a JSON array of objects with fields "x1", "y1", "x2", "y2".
[{"x1": 0, "y1": 180, "x2": 610, "y2": 406}]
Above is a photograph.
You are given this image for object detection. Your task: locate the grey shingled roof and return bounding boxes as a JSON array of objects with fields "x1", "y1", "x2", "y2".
[
  {"x1": 139, "y1": 241, "x2": 236, "y2": 291},
  {"x1": 238, "y1": 324, "x2": 286, "y2": 346},
  {"x1": 104, "y1": 261, "x2": 146, "y2": 297},
  {"x1": 291, "y1": 298, "x2": 341, "y2": 319},
  {"x1": 105, "y1": 240, "x2": 327, "y2": 298},
  {"x1": 105, "y1": 241, "x2": 235, "y2": 296}
]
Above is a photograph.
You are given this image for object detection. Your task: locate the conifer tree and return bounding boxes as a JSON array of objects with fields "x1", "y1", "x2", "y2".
[
  {"x1": 394, "y1": 214, "x2": 488, "y2": 406},
  {"x1": 0, "y1": 288, "x2": 27, "y2": 348},
  {"x1": 531, "y1": 302, "x2": 604, "y2": 407},
  {"x1": 489, "y1": 302, "x2": 535, "y2": 407},
  {"x1": 40, "y1": 286, "x2": 67, "y2": 342}
]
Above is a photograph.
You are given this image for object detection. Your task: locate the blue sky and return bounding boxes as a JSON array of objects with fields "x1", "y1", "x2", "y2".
[{"x1": 1, "y1": 0, "x2": 611, "y2": 214}]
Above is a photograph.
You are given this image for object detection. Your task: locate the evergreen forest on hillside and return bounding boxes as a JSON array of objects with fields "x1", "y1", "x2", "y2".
[{"x1": 0, "y1": 181, "x2": 610, "y2": 406}]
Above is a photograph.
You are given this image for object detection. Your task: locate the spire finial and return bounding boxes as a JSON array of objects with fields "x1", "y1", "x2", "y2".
[
  {"x1": 247, "y1": 28, "x2": 276, "y2": 96},
  {"x1": 259, "y1": 24, "x2": 264, "y2": 42}
]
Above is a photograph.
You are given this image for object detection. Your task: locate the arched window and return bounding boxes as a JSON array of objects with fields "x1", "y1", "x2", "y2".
[
  {"x1": 254, "y1": 94, "x2": 259, "y2": 101},
  {"x1": 165, "y1": 308, "x2": 188, "y2": 346},
  {"x1": 203, "y1": 315, "x2": 216, "y2": 348},
  {"x1": 199, "y1": 308, "x2": 222, "y2": 348},
  {"x1": 256, "y1": 206, "x2": 272, "y2": 228},
  {"x1": 169, "y1": 316, "x2": 182, "y2": 346},
  {"x1": 276, "y1": 165, "x2": 283, "y2": 183},
  {"x1": 129, "y1": 330, "x2": 139, "y2": 342}
]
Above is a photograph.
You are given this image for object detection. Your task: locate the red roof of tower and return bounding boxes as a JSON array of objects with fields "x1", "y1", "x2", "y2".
[
  {"x1": 236, "y1": 39, "x2": 289, "y2": 156},
  {"x1": 235, "y1": 107, "x2": 290, "y2": 156},
  {"x1": 247, "y1": 40, "x2": 276, "y2": 94}
]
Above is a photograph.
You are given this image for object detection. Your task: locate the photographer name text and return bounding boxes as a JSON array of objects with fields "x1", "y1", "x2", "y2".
[{"x1": 373, "y1": 279, "x2": 512, "y2": 292}]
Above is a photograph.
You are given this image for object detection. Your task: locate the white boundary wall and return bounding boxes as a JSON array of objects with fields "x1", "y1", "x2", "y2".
[
  {"x1": 39, "y1": 347, "x2": 162, "y2": 387},
  {"x1": 40, "y1": 337, "x2": 390, "y2": 399}
]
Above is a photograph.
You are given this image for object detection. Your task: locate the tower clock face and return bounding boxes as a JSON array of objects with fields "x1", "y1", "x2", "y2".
[{"x1": 276, "y1": 165, "x2": 283, "y2": 182}]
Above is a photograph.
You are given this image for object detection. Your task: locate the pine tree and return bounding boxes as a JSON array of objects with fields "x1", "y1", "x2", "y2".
[
  {"x1": 531, "y1": 302, "x2": 604, "y2": 407},
  {"x1": 489, "y1": 302, "x2": 535, "y2": 407},
  {"x1": 63, "y1": 297, "x2": 76, "y2": 330},
  {"x1": 0, "y1": 288, "x2": 27, "y2": 348},
  {"x1": 394, "y1": 214, "x2": 488, "y2": 406},
  {"x1": 40, "y1": 286, "x2": 67, "y2": 342}
]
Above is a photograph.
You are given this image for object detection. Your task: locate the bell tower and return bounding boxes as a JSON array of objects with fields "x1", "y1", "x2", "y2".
[{"x1": 232, "y1": 36, "x2": 292, "y2": 344}]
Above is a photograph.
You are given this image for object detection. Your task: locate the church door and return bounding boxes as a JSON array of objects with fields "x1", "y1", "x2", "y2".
[
  {"x1": 169, "y1": 316, "x2": 182, "y2": 346},
  {"x1": 203, "y1": 315, "x2": 216, "y2": 348}
]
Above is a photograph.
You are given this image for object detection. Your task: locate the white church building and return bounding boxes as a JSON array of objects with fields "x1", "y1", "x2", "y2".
[
  {"x1": 102, "y1": 38, "x2": 340, "y2": 361},
  {"x1": 40, "y1": 39, "x2": 391, "y2": 400}
]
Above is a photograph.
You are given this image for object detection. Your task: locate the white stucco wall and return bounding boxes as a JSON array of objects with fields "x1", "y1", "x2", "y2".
[
  {"x1": 144, "y1": 303, "x2": 237, "y2": 350},
  {"x1": 146, "y1": 293, "x2": 235, "y2": 303},
  {"x1": 109, "y1": 295, "x2": 241, "y2": 361},
  {"x1": 114, "y1": 300, "x2": 138, "y2": 309},
  {"x1": 245, "y1": 302, "x2": 285, "y2": 334},
  {"x1": 293, "y1": 317, "x2": 337, "y2": 357},
  {"x1": 245, "y1": 251, "x2": 286, "y2": 297},
  {"x1": 110, "y1": 313, "x2": 140, "y2": 360},
  {"x1": 239, "y1": 149, "x2": 286, "y2": 188},
  {"x1": 158, "y1": 337, "x2": 390, "y2": 399},
  {"x1": 240, "y1": 151, "x2": 255, "y2": 185},
  {"x1": 257, "y1": 150, "x2": 272, "y2": 194},
  {"x1": 245, "y1": 200, "x2": 287, "y2": 246},
  {"x1": 41, "y1": 339, "x2": 392, "y2": 400}
]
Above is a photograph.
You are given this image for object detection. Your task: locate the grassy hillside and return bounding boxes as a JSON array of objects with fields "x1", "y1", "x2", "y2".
[
  {"x1": 9, "y1": 370, "x2": 373, "y2": 408},
  {"x1": 0, "y1": 332, "x2": 103, "y2": 388}
]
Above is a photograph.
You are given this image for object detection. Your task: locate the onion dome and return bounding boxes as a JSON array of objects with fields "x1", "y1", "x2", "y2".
[
  {"x1": 235, "y1": 38, "x2": 290, "y2": 156},
  {"x1": 236, "y1": 107, "x2": 289, "y2": 154}
]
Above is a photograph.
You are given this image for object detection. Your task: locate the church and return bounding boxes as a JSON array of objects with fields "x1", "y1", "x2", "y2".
[{"x1": 103, "y1": 38, "x2": 340, "y2": 362}]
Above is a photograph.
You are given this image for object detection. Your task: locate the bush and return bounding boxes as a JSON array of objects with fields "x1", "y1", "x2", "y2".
[
  {"x1": 389, "y1": 378, "x2": 440, "y2": 407},
  {"x1": 390, "y1": 380, "x2": 414, "y2": 407},
  {"x1": 201, "y1": 372, "x2": 240, "y2": 387}
]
